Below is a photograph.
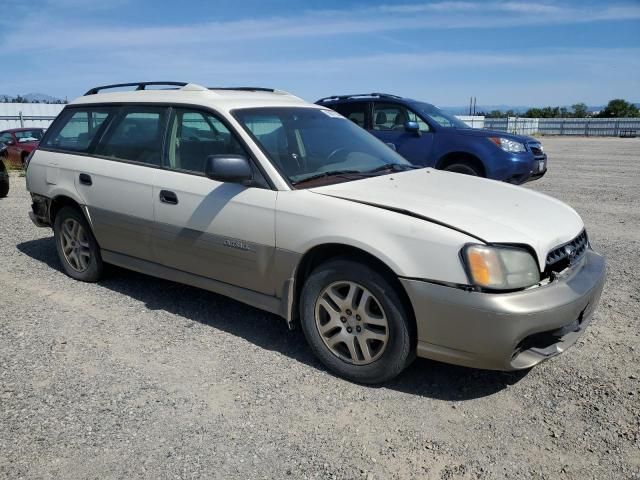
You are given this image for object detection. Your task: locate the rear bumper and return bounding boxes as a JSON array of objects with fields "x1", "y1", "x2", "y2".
[{"x1": 400, "y1": 249, "x2": 606, "y2": 371}]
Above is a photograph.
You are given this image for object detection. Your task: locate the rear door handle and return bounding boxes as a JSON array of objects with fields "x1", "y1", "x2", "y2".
[
  {"x1": 79, "y1": 173, "x2": 92, "y2": 186},
  {"x1": 159, "y1": 190, "x2": 178, "y2": 205}
]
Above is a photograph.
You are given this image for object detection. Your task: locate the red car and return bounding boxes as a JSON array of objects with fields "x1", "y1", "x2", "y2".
[{"x1": 0, "y1": 128, "x2": 45, "y2": 168}]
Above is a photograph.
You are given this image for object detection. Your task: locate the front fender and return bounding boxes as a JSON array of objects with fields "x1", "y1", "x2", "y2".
[{"x1": 275, "y1": 190, "x2": 475, "y2": 285}]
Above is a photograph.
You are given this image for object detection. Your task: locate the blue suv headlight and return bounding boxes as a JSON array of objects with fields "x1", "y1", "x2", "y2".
[{"x1": 489, "y1": 137, "x2": 526, "y2": 153}]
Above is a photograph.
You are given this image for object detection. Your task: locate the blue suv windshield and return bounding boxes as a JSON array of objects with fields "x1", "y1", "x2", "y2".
[{"x1": 415, "y1": 102, "x2": 470, "y2": 129}]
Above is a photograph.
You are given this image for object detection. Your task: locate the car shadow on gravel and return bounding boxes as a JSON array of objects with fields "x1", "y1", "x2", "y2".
[{"x1": 17, "y1": 236, "x2": 530, "y2": 400}]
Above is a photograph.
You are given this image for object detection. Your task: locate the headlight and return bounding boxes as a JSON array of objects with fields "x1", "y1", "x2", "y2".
[
  {"x1": 488, "y1": 137, "x2": 526, "y2": 153},
  {"x1": 463, "y1": 244, "x2": 540, "y2": 290}
]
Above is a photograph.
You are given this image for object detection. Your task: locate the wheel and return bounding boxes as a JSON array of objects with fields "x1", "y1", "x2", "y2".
[
  {"x1": 0, "y1": 161, "x2": 8, "y2": 198},
  {"x1": 53, "y1": 206, "x2": 104, "y2": 282},
  {"x1": 300, "y1": 259, "x2": 414, "y2": 384},
  {"x1": 21, "y1": 152, "x2": 28, "y2": 169},
  {"x1": 442, "y1": 162, "x2": 482, "y2": 176}
]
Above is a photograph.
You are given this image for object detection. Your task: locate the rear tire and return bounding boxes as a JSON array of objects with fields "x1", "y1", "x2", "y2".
[
  {"x1": 300, "y1": 259, "x2": 414, "y2": 384},
  {"x1": 53, "y1": 206, "x2": 104, "y2": 282},
  {"x1": 0, "y1": 161, "x2": 9, "y2": 198},
  {"x1": 442, "y1": 162, "x2": 482, "y2": 176}
]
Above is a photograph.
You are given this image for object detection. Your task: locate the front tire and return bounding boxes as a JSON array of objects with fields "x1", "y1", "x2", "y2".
[
  {"x1": 442, "y1": 162, "x2": 482, "y2": 176},
  {"x1": 53, "y1": 206, "x2": 104, "y2": 282},
  {"x1": 300, "y1": 259, "x2": 414, "y2": 384}
]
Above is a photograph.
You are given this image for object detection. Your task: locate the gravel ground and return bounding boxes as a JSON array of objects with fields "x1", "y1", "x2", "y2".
[{"x1": 1, "y1": 137, "x2": 639, "y2": 479}]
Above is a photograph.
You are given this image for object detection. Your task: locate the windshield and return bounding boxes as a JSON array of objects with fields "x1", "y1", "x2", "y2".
[
  {"x1": 15, "y1": 129, "x2": 44, "y2": 141},
  {"x1": 416, "y1": 103, "x2": 469, "y2": 129},
  {"x1": 233, "y1": 107, "x2": 412, "y2": 187}
]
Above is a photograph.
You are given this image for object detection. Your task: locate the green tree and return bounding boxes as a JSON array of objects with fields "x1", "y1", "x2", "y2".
[
  {"x1": 480, "y1": 110, "x2": 505, "y2": 118},
  {"x1": 572, "y1": 103, "x2": 588, "y2": 118},
  {"x1": 597, "y1": 99, "x2": 639, "y2": 118}
]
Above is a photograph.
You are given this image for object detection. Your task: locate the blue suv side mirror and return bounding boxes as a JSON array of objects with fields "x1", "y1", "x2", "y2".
[{"x1": 404, "y1": 121, "x2": 421, "y2": 136}]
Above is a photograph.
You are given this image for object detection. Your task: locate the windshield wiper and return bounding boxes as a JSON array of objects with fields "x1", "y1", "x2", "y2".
[
  {"x1": 367, "y1": 163, "x2": 421, "y2": 173},
  {"x1": 291, "y1": 170, "x2": 365, "y2": 186}
]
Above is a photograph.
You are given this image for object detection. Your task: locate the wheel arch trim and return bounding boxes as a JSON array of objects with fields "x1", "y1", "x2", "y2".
[
  {"x1": 435, "y1": 151, "x2": 487, "y2": 176},
  {"x1": 282, "y1": 241, "x2": 417, "y2": 335}
]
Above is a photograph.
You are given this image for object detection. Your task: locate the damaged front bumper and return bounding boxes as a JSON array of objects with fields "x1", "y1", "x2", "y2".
[{"x1": 401, "y1": 249, "x2": 606, "y2": 371}]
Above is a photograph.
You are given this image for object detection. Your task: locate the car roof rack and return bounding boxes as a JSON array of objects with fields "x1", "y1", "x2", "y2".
[
  {"x1": 316, "y1": 92, "x2": 402, "y2": 102},
  {"x1": 84, "y1": 82, "x2": 189, "y2": 95},
  {"x1": 209, "y1": 86, "x2": 276, "y2": 92}
]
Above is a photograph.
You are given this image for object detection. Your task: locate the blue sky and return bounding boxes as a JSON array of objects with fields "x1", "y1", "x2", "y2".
[{"x1": 0, "y1": 0, "x2": 639, "y2": 107}]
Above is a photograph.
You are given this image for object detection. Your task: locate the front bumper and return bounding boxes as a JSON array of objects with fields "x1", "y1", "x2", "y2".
[
  {"x1": 504, "y1": 153, "x2": 547, "y2": 184},
  {"x1": 400, "y1": 249, "x2": 605, "y2": 371}
]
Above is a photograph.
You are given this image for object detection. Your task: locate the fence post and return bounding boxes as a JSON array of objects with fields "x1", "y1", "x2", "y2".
[
  {"x1": 615, "y1": 120, "x2": 620, "y2": 137},
  {"x1": 19, "y1": 111, "x2": 24, "y2": 128},
  {"x1": 585, "y1": 120, "x2": 589, "y2": 137}
]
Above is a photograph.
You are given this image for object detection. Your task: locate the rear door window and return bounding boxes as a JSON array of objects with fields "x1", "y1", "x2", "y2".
[
  {"x1": 95, "y1": 107, "x2": 168, "y2": 166},
  {"x1": 42, "y1": 108, "x2": 113, "y2": 152},
  {"x1": 333, "y1": 102, "x2": 368, "y2": 129}
]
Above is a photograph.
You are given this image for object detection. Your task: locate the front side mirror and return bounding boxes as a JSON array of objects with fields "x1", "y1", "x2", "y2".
[
  {"x1": 404, "y1": 121, "x2": 421, "y2": 135},
  {"x1": 205, "y1": 155, "x2": 253, "y2": 183},
  {"x1": 5, "y1": 139, "x2": 15, "y2": 146}
]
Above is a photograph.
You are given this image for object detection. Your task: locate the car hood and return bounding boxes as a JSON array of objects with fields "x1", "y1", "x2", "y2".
[{"x1": 309, "y1": 168, "x2": 583, "y2": 269}]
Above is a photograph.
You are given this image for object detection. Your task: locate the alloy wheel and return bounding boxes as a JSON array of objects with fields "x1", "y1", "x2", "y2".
[
  {"x1": 60, "y1": 218, "x2": 91, "y2": 272},
  {"x1": 314, "y1": 281, "x2": 389, "y2": 365}
]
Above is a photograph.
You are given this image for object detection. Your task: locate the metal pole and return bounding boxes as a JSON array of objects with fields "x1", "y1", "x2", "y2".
[{"x1": 19, "y1": 111, "x2": 24, "y2": 128}]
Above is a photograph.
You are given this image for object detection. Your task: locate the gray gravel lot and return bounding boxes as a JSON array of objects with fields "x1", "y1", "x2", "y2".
[{"x1": 1, "y1": 137, "x2": 639, "y2": 479}]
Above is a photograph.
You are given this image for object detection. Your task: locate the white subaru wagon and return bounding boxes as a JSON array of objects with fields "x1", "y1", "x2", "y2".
[{"x1": 26, "y1": 82, "x2": 606, "y2": 383}]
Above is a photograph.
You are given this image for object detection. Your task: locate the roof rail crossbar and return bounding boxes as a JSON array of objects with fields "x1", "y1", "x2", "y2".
[
  {"x1": 317, "y1": 92, "x2": 402, "y2": 102},
  {"x1": 209, "y1": 87, "x2": 276, "y2": 92},
  {"x1": 84, "y1": 81, "x2": 188, "y2": 95}
]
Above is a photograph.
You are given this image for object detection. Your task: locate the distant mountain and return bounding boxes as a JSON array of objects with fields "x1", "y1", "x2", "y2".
[
  {"x1": 441, "y1": 105, "x2": 531, "y2": 115},
  {"x1": 23, "y1": 93, "x2": 63, "y2": 102}
]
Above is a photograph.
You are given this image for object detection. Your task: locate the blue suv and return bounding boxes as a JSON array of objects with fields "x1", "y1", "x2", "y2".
[{"x1": 316, "y1": 93, "x2": 547, "y2": 184}]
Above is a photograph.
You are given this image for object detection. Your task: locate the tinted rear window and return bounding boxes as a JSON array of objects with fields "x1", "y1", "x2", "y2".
[{"x1": 94, "y1": 107, "x2": 168, "y2": 166}]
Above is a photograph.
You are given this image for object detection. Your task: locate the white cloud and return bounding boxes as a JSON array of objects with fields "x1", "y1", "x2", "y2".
[{"x1": 2, "y1": 2, "x2": 639, "y2": 52}]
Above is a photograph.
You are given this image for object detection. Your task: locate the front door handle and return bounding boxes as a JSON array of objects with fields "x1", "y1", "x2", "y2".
[
  {"x1": 79, "y1": 173, "x2": 92, "y2": 186},
  {"x1": 159, "y1": 190, "x2": 178, "y2": 205}
]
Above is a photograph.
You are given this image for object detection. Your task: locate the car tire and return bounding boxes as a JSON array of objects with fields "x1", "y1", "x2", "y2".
[
  {"x1": 53, "y1": 206, "x2": 104, "y2": 282},
  {"x1": 0, "y1": 161, "x2": 8, "y2": 198},
  {"x1": 300, "y1": 259, "x2": 414, "y2": 384},
  {"x1": 442, "y1": 162, "x2": 482, "y2": 176}
]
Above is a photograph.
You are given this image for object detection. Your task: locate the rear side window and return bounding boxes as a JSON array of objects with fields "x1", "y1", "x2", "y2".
[
  {"x1": 42, "y1": 108, "x2": 113, "y2": 152},
  {"x1": 95, "y1": 107, "x2": 168, "y2": 166},
  {"x1": 333, "y1": 102, "x2": 368, "y2": 128}
]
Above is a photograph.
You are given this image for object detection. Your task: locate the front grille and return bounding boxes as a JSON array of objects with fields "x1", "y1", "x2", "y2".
[
  {"x1": 528, "y1": 142, "x2": 545, "y2": 158},
  {"x1": 545, "y1": 230, "x2": 588, "y2": 273}
]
